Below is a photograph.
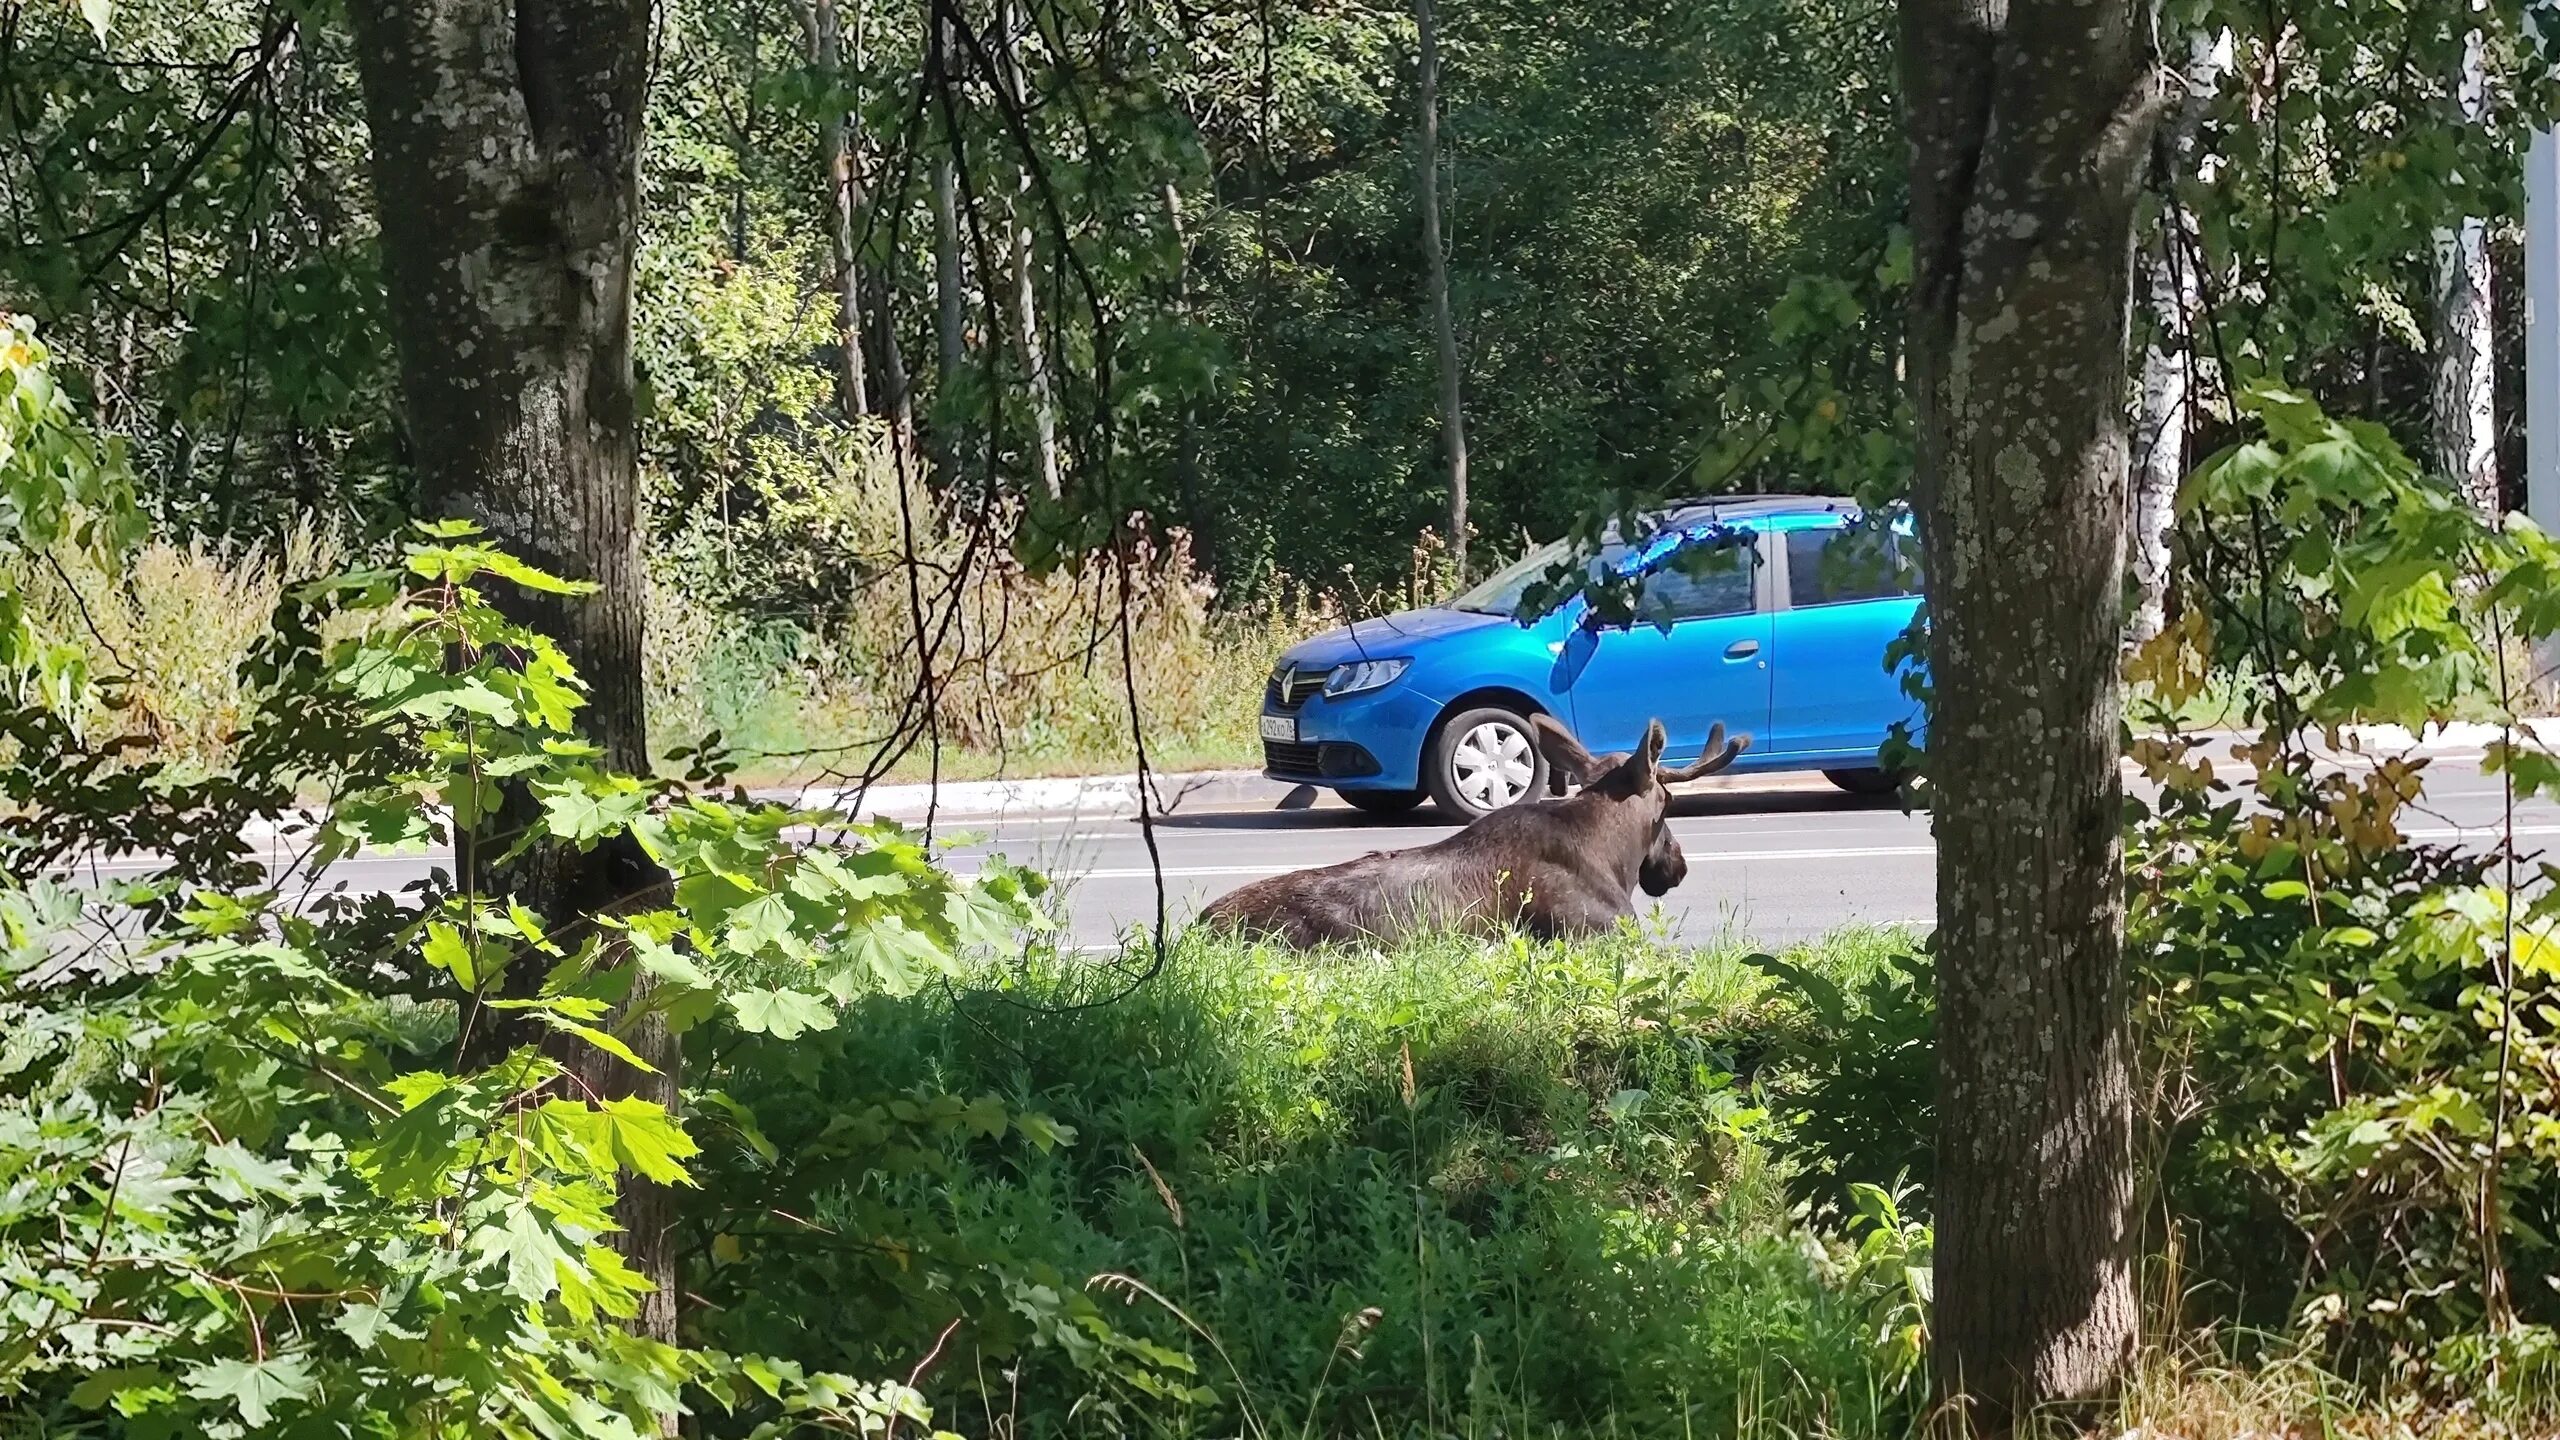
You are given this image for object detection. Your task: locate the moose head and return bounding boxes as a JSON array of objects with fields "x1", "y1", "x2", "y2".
[
  {"x1": 1529, "y1": 714, "x2": 1748, "y2": 902},
  {"x1": 1198, "y1": 714, "x2": 1750, "y2": 948}
]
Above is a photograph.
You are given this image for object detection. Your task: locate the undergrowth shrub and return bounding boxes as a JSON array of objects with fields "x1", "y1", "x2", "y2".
[
  {"x1": 2118, "y1": 385, "x2": 2560, "y2": 1391},
  {"x1": 1, "y1": 534, "x2": 1043, "y2": 1431},
  {"x1": 634, "y1": 216, "x2": 1333, "y2": 783},
  {"x1": 694, "y1": 927, "x2": 1930, "y2": 1438},
  {"x1": 1746, "y1": 945, "x2": 1936, "y2": 1224},
  {"x1": 1757, "y1": 385, "x2": 2560, "y2": 1424},
  {"x1": 4, "y1": 517, "x2": 340, "y2": 769},
  {"x1": 647, "y1": 502, "x2": 1330, "y2": 781}
]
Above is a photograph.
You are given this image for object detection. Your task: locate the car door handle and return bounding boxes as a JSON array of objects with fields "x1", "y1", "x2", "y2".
[{"x1": 1724, "y1": 639, "x2": 1761, "y2": 659}]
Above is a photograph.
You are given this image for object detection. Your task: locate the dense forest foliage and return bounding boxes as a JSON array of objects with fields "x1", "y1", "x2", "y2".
[
  {"x1": 2, "y1": 0, "x2": 1908, "y2": 599},
  {"x1": 12, "y1": 0, "x2": 2518, "y2": 604},
  {"x1": 13, "y1": 0, "x2": 2560, "y2": 1434}
]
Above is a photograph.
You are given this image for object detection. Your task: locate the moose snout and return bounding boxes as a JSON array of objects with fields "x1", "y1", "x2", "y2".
[{"x1": 1638, "y1": 830, "x2": 1688, "y2": 897}]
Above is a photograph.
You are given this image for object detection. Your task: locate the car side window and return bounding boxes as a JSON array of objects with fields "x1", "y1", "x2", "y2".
[
  {"x1": 1634, "y1": 534, "x2": 1755, "y2": 625},
  {"x1": 1786, "y1": 526, "x2": 1918, "y2": 608}
]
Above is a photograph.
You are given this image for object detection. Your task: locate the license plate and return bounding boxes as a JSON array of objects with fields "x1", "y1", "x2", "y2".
[{"x1": 1259, "y1": 714, "x2": 1298, "y2": 743}]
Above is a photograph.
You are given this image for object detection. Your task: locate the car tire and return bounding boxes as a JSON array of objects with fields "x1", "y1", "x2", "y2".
[
  {"x1": 1427, "y1": 706, "x2": 1550, "y2": 821},
  {"x1": 1824, "y1": 766, "x2": 1907, "y2": 797},
  {"x1": 1339, "y1": 787, "x2": 1427, "y2": 816}
]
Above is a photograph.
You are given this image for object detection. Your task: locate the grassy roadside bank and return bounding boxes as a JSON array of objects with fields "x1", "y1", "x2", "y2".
[
  {"x1": 10, "y1": 525, "x2": 1317, "y2": 788},
  {"x1": 697, "y1": 925, "x2": 1934, "y2": 1437},
  {"x1": 687, "y1": 924, "x2": 2536, "y2": 1438}
]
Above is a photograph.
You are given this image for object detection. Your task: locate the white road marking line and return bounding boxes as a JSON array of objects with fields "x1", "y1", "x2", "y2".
[{"x1": 993, "y1": 843, "x2": 1943, "y2": 881}]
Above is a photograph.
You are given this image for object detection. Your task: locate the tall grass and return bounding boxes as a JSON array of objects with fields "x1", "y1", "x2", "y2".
[
  {"x1": 699, "y1": 926, "x2": 1931, "y2": 1439},
  {"x1": 10, "y1": 490, "x2": 1335, "y2": 785},
  {"x1": 647, "y1": 520, "x2": 1333, "y2": 784},
  {"x1": 694, "y1": 917, "x2": 2557, "y2": 1439},
  {"x1": 9, "y1": 518, "x2": 342, "y2": 772}
]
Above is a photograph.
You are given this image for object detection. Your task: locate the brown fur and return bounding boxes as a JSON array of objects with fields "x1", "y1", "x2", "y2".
[{"x1": 1198, "y1": 715, "x2": 1749, "y2": 948}]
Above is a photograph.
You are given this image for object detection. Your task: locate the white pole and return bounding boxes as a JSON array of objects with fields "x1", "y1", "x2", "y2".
[
  {"x1": 2529, "y1": 59, "x2": 2560, "y2": 686},
  {"x1": 2529, "y1": 122, "x2": 2560, "y2": 540}
]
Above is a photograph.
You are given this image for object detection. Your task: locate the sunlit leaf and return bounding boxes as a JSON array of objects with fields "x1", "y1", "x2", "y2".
[
  {"x1": 182, "y1": 1353, "x2": 316, "y2": 1430},
  {"x1": 728, "y1": 987, "x2": 835, "y2": 1039}
]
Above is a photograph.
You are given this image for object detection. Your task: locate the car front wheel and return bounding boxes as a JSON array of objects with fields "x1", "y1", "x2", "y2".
[{"x1": 1427, "y1": 706, "x2": 1549, "y2": 820}]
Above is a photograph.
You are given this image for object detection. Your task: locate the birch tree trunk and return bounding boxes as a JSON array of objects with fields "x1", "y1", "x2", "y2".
[
  {"x1": 878, "y1": 274, "x2": 917, "y2": 450},
  {"x1": 2129, "y1": 30, "x2": 2230, "y2": 646},
  {"x1": 1415, "y1": 0, "x2": 1468, "y2": 573},
  {"x1": 346, "y1": 0, "x2": 679, "y2": 1358},
  {"x1": 993, "y1": 0, "x2": 1063, "y2": 501},
  {"x1": 1164, "y1": 181, "x2": 1209, "y2": 557},
  {"x1": 936, "y1": 153, "x2": 966, "y2": 388},
  {"x1": 2434, "y1": 25, "x2": 2498, "y2": 511},
  {"x1": 930, "y1": 8, "x2": 969, "y2": 488},
  {"x1": 812, "y1": 0, "x2": 872, "y2": 421},
  {"x1": 1007, "y1": 209, "x2": 1062, "y2": 500},
  {"x1": 2129, "y1": 248, "x2": 2192, "y2": 645},
  {"x1": 1900, "y1": 0, "x2": 2167, "y2": 1425}
]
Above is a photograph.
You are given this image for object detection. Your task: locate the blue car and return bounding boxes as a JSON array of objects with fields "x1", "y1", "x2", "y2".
[{"x1": 1258, "y1": 495, "x2": 1926, "y2": 818}]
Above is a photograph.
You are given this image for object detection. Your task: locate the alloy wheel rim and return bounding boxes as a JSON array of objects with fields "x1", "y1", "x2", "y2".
[{"x1": 1451, "y1": 720, "x2": 1535, "y2": 811}]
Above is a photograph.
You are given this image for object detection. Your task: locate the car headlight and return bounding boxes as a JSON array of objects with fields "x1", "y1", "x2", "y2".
[{"x1": 1324, "y1": 658, "x2": 1410, "y2": 697}]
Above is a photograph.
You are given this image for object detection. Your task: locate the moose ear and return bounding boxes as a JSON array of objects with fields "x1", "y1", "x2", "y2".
[
  {"x1": 1658, "y1": 721, "x2": 1752, "y2": 784},
  {"x1": 1595, "y1": 720, "x2": 1668, "y2": 796},
  {"x1": 1634, "y1": 719, "x2": 1666, "y2": 771},
  {"x1": 1530, "y1": 713, "x2": 1600, "y2": 783}
]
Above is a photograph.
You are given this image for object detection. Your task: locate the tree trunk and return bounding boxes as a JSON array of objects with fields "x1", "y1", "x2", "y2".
[
  {"x1": 1415, "y1": 0, "x2": 1468, "y2": 574},
  {"x1": 1900, "y1": 0, "x2": 2166, "y2": 1426},
  {"x1": 345, "y1": 0, "x2": 681, "y2": 1361},
  {"x1": 992, "y1": 0, "x2": 1063, "y2": 501},
  {"x1": 1005, "y1": 185, "x2": 1062, "y2": 500},
  {"x1": 812, "y1": 0, "x2": 873, "y2": 421},
  {"x1": 2434, "y1": 26, "x2": 2497, "y2": 511},
  {"x1": 2128, "y1": 29, "x2": 2231, "y2": 645},
  {"x1": 1163, "y1": 181, "x2": 1210, "y2": 559},
  {"x1": 930, "y1": 9, "x2": 969, "y2": 490},
  {"x1": 2129, "y1": 247, "x2": 2192, "y2": 646},
  {"x1": 936, "y1": 152, "x2": 966, "y2": 381},
  {"x1": 877, "y1": 273, "x2": 917, "y2": 452}
]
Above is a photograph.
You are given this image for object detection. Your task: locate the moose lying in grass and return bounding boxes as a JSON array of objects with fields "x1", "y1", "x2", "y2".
[{"x1": 1199, "y1": 714, "x2": 1746, "y2": 947}]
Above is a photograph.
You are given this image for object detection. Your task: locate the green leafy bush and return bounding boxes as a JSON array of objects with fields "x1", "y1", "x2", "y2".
[
  {"x1": 695, "y1": 930, "x2": 1927, "y2": 1438},
  {"x1": 2, "y1": 523, "x2": 1067, "y2": 1435},
  {"x1": 2123, "y1": 385, "x2": 2560, "y2": 1387},
  {"x1": 0, "y1": 345, "x2": 1052, "y2": 1434},
  {"x1": 1746, "y1": 944, "x2": 1936, "y2": 1224}
]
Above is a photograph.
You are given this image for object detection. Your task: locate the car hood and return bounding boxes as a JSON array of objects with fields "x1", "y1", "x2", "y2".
[{"x1": 1278, "y1": 607, "x2": 1515, "y2": 669}]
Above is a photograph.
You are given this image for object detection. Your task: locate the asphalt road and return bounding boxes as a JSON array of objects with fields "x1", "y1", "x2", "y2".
[
  {"x1": 984, "y1": 777, "x2": 1936, "y2": 947},
  {"x1": 64, "y1": 751, "x2": 2560, "y2": 952}
]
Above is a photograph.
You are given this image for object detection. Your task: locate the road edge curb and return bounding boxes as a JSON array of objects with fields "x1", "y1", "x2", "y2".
[{"x1": 228, "y1": 718, "x2": 2560, "y2": 844}]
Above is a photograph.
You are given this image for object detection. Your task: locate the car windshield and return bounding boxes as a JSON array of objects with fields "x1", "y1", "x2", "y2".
[{"x1": 1447, "y1": 539, "x2": 1629, "y2": 617}]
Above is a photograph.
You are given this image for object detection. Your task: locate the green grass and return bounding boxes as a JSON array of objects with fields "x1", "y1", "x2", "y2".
[
  {"x1": 680, "y1": 720, "x2": 1263, "y2": 789},
  {"x1": 694, "y1": 925, "x2": 1930, "y2": 1439}
]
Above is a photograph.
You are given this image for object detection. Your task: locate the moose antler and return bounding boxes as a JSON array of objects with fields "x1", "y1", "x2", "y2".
[
  {"x1": 1529, "y1": 713, "x2": 1603, "y2": 783},
  {"x1": 1657, "y1": 722, "x2": 1751, "y2": 784}
]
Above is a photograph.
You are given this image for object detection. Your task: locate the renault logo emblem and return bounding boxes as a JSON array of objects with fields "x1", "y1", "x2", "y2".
[{"x1": 1279, "y1": 665, "x2": 1296, "y2": 694}]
